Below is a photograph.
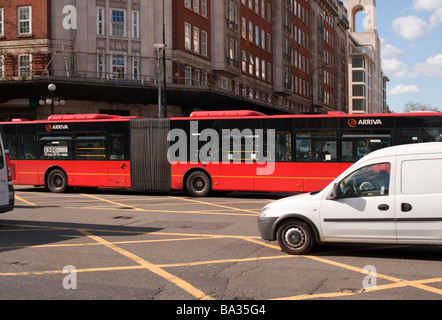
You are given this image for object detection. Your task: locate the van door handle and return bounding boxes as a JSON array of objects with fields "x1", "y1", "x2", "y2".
[
  {"x1": 401, "y1": 203, "x2": 413, "y2": 212},
  {"x1": 378, "y1": 204, "x2": 390, "y2": 211}
]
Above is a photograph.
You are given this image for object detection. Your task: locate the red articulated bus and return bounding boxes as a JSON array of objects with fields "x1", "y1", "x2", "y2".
[
  {"x1": 1, "y1": 111, "x2": 442, "y2": 196},
  {"x1": 1, "y1": 114, "x2": 141, "y2": 193}
]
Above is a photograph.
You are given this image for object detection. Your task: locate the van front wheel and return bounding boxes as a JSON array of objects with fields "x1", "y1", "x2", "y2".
[{"x1": 277, "y1": 220, "x2": 315, "y2": 255}]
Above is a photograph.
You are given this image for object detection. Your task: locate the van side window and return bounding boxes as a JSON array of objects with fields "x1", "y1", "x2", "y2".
[
  {"x1": 402, "y1": 159, "x2": 442, "y2": 195},
  {"x1": 338, "y1": 163, "x2": 391, "y2": 198}
]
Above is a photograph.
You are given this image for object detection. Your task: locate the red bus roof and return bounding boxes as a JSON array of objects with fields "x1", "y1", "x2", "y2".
[
  {"x1": 6, "y1": 114, "x2": 146, "y2": 123},
  {"x1": 189, "y1": 110, "x2": 266, "y2": 118},
  {"x1": 172, "y1": 110, "x2": 442, "y2": 121}
]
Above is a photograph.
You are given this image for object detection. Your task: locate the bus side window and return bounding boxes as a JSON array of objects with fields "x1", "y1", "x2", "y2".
[
  {"x1": 295, "y1": 131, "x2": 337, "y2": 162},
  {"x1": 75, "y1": 134, "x2": 106, "y2": 160},
  {"x1": 422, "y1": 128, "x2": 442, "y2": 142},
  {"x1": 400, "y1": 129, "x2": 420, "y2": 144},
  {"x1": 109, "y1": 133, "x2": 125, "y2": 160},
  {"x1": 18, "y1": 125, "x2": 37, "y2": 160},
  {"x1": 275, "y1": 131, "x2": 292, "y2": 162},
  {"x1": 39, "y1": 136, "x2": 73, "y2": 160},
  {"x1": 3, "y1": 125, "x2": 17, "y2": 160}
]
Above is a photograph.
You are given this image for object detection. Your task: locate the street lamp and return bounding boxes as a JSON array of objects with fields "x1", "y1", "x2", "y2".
[
  {"x1": 154, "y1": 43, "x2": 166, "y2": 118},
  {"x1": 39, "y1": 83, "x2": 65, "y2": 115}
]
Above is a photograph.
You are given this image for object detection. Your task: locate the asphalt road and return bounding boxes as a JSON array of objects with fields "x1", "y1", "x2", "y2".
[{"x1": 1, "y1": 186, "x2": 442, "y2": 304}]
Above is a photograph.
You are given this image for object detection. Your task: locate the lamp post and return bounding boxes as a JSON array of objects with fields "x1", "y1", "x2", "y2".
[
  {"x1": 154, "y1": 43, "x2": 166, "y2": 118},
  {"x1": 310, "y1": 65, "x2": 333, "y2": 114},
  {"x1": 39, "y1": 84, "x2": 66, "y2": 115}
]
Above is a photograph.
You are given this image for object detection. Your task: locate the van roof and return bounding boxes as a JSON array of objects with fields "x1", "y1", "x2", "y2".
[{"x1": 363, "y1": 142, "x2": 442, "y2": 162}]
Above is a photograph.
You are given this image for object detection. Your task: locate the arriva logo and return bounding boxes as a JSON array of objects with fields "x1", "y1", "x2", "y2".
[
  {"x1": 348, "y1": 119, "x2": 383, "y2": 128},
  {"x1": 46, "y1": 124, "x2": 69, "y2": 132}
]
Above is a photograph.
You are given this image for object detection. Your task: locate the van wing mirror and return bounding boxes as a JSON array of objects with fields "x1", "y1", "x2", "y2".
[{"x1": 328, "y1": 183, "x2": 342, "y2": 200}]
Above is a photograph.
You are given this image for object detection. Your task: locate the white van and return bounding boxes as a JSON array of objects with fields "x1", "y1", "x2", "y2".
[
  {"x1": 0, "y1": 125, "x2": 14, "y2": 213},
  {"x1": 258, "y1": 142, "x2": 442, "y2": 255}
]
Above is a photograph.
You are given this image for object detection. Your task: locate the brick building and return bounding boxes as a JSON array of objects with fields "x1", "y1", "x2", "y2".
[{"x1": 0, "y1": 0, "x2": 386, "y2": 120}]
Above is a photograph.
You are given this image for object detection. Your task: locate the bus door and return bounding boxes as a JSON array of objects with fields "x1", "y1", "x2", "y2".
[
  {"x1": 73, "y1": 133, "x2": 109, "y2": 187},
  {"x1": 108, "y1": 132, "x2": 130, "y2": 187},
  {"x1": 219, "y1": 121, "x2": 257, "y2": 191},
  {"x1": 295, "y1": 130, "x2": 340, "y2": 192}
]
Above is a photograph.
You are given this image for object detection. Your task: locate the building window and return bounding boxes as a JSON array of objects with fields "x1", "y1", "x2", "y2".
[
  {"x1": 193, "y1": 0, "x2": 200, "y2": 14},
  {"x1": 242, "y1": 50, "x2": 247, "y2": 72},
  {"x1": 194, "y1": 69, "x2": 200, "y2": 85},
  {"x1": 133, "y1": 55, "x2": 140, "y2": 80},
  {"x1": 241, "y1": 17, "x2": 246, "y2": 39},
  {"x1": 0, "y1": 8, "x2": 4, "y2": 37},
  {"x1": 193, "y1": 26, "x2": 200, "y2": 53},
  {"x1": 352, "y1": 56, "x2": 365, "y2": 68},
  {"x1": 0, "y1": 56, "x2": 4, "y2": 78},
  {"x1": 249, "y1": 53, "x2": 254, "y2": 75},
  {"x1": 185, "y1": 23, "x2": 191, "y2": 50},
  {"x1": 201, "y1": 0, "x2": 208, "y2": 17},
  {"x1": 111, "y1": 10, "x2": 126, "y2": 37},
  {"x1": 18, "y1": 54, "x2": 32, "y2": 77},
  {"x1": 97, "y1": 7, "x2": 105, "y2": 35},
  {"x1": 18, "y1": 6, "x2": 32, "y2": 35},
  {"x1": 112, "y1": 55, "x2": 125, "y2": 79},
  {"x1": 185, "y1": 67, "x2": 192, "y2": 85},
  {"x1": 97, "y1": 54, "x2": 105, "y2": 78},
  {"x1": 353, "y1": 85, "x2": 366, "y2": 97},
  {"x1": 353, "y1": 99, "x2": 366, "y2": 111},
  {"x1": 132, "y1": 11, "x2": 140, "y2": 38},
  {"x1": 201, "y1": 30, "x2": 208, "y2": 56}
]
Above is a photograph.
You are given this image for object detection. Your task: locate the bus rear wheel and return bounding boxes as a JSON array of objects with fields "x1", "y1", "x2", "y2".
[
  {"x1": 186, "y1": 171, "x2": 211, "y2": 197},
  {"x1": 47, "y1": 169, "x2": 68, "y2": 193}
]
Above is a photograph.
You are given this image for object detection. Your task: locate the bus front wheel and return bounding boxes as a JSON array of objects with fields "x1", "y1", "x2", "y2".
[
  {"x1": 47, "y1": 169, "x2": 68, "y2": 193},
  {"x1": 186, "y1": 171, "x2": 211, "y2": 197}
]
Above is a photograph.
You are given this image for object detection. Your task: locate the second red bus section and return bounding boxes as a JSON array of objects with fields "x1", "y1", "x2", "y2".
[{"x1": 1, "y1": 111, "x2": 442, "y2": 196}]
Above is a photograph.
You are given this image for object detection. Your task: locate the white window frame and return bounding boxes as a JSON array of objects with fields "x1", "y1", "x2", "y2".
[
  {"x1": 201, "y1": 30, "x2": 208, "y2": 57},
  {"x1": 185, "y1": 22, "x2": 191, "y2": 50},
  {"x1": 185, "y1": 66, "x2": 192, "y2": 85},
  {"x1": 201, "y1": 0, "x2": 208, "y2": 17},
  {"x1": 18, "y1": 6, "x2": 32, "y2": 35},
  {"x1": 97, "y1": 53, "x2": 106, "y2": 78},
  {"x1": 111, "y1": 54, "x2": 126, "y2": 79},
  {"x1": 132, "y1": 54, "x2": 140, "y2": 80},
  {"x1": 193, "y1": 26, "x2": 200, "y2": 53},
  {"x1": 0, "y1": 55, "x2": 4, "y2": 78},
  {"x1": 18, "y1": 54, "x2": 32, "y2": 77},
  {"x1": 97, "y1": 7, "x2": 105, "y2": 36},
  {"x1": 111, "y1": 9, "x2": 126, "y2": 37},
  {"x1": 132, "y1": 11, "x2": 140, "y2": 38},
  {"x1": 0, "y1": 8, "x2": 4, "y2": 37}
]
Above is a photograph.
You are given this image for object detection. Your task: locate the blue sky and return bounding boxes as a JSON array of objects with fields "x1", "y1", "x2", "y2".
[{"x1": 374, "y1": 0, "x2": 442, "y2": 113}]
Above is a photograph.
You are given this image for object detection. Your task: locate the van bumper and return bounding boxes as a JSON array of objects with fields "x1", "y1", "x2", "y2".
[
  {"x1": 258, "y1": 217, "x2": 278, "y2": 241},
  {"x1": 0, "y1": 184, "x2": 14, "y2": 213}
]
